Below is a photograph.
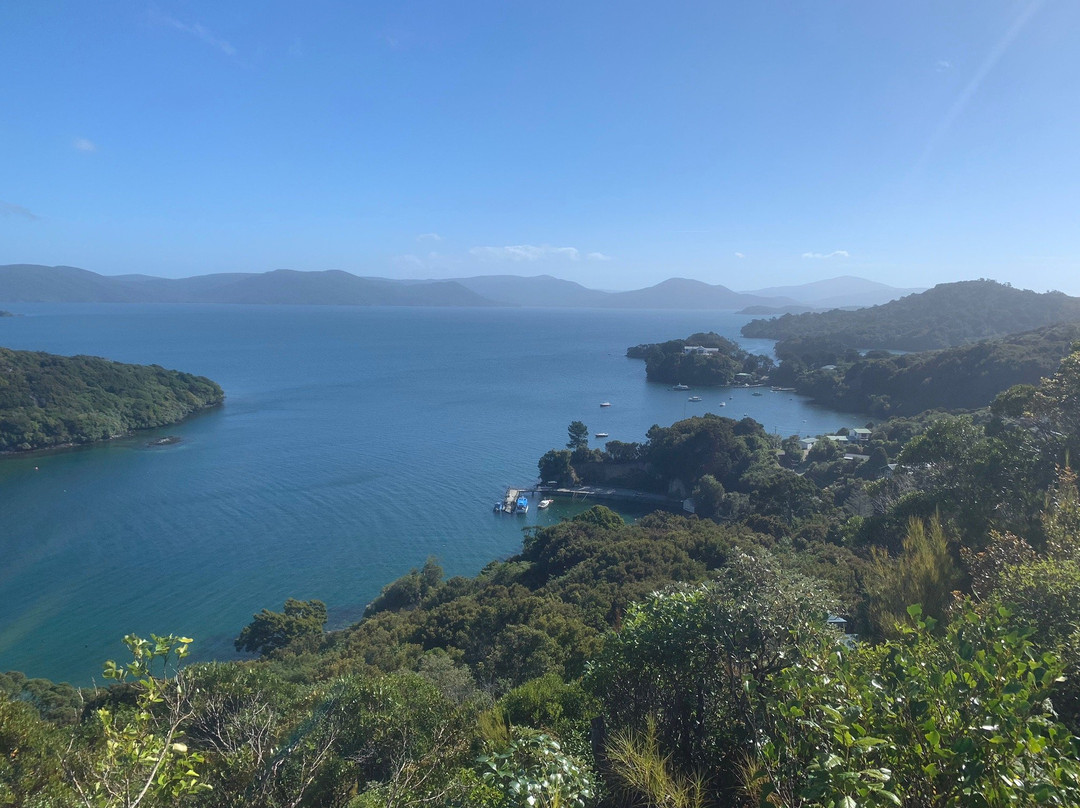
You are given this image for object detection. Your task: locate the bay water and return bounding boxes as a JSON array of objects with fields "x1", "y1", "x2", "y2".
[{"x1": 0, "y1": 305, "x2": 864, "y2": 683}]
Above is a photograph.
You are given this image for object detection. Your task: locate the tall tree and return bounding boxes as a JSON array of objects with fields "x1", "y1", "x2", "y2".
[{"x1": 566, "y1": 421, "x2": 589, "y2": 451}]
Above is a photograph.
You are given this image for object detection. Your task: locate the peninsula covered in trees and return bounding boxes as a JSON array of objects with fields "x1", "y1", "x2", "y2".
[
  {"x1": 0, "y1": 347, "x2": 224, "y2": 452},
  {"x1": 742, "y1": 279, "x2": 1080, "y2": 351}
]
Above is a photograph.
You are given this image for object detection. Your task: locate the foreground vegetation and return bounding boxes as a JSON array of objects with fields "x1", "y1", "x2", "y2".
[
  {"x1": 0, "y1": 347, "x2": 224, "y2": 452},
  {"x1": 5, "y1": 341, "x2": 1080, "y2": 806}
]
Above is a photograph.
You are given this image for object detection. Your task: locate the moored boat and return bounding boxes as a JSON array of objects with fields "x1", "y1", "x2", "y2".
[{"x1": 538, "y1": 499, "x2": 553, "y2": 509}]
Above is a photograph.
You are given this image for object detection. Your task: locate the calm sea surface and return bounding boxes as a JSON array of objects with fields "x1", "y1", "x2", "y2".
[{"x1": 0, "y1": 305, "x2": 864, "y2": 683}]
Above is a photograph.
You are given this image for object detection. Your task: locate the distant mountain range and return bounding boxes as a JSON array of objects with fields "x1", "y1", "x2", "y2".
[
  {"x1": 744, "y1": 276, "x2": 925, "y2": 309},
  {"x1": 0, "y1": 265, "x2": 494, "y2": 307},
  {"x1": 0, "y1": 264, "x2": 922, "y2": 311}
]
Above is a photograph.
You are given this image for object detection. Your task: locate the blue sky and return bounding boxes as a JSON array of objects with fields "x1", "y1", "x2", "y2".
[{"x1": 2, "y1": 1, "x2": 1078, "y2": 292}]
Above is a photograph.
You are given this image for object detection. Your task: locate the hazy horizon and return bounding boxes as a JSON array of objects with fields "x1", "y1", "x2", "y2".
[{"x1": 3, "y1": 2, "x2": 1079, "y2": 294}]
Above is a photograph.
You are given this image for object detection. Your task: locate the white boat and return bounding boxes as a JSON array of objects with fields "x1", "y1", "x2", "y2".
[
  {"x1": 600, "y1": 401, "x2": 611, "y2": 407},
  {"x1": 688, "y1": 395, "x2": 702, "y2": 402},
  {"x1": 594, "y1": 432, "x2": 609, "y2": 438},
  {"x1": 672, "y1": 384, "x2": 689, "y2": 391},
  {"x1": 538, "y1": 499, "x2": 553, "y2": 509}
]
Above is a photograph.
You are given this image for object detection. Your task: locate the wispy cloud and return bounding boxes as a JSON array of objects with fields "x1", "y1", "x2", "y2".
[
  {"x1": 802, "y1": 250, "x2": 850, "y2": 259},
  {"x1": 417, "y1": 232, "x2": 442, "y2": 242},
  {"x1": 73, "y1": 137, "x2": 97, "y2": 152},
  {"x1": 936, "y1": 59, "x2": 953, "y2": 72},
  {"x1": 919, "y1": 0, "x2": 1043, "y2": 169},
  {"x1": 470, "y1": 244, "x2": 611, "y2": 262},
  {"x1": 734, "y1": 252, "x2": 745, "y2": 259},
  {"x1": 392, "y1": 251, "x2": 459, "y2": 269},
  {"x1": 0, "y1": 201, "x2": 39, "y2": 220},
  {"x1": 160, "y1": 14, "x2": 236, "y2": 56},
  {"x1": 471, "y1": 244, "x2": 580, "y2": 262}
]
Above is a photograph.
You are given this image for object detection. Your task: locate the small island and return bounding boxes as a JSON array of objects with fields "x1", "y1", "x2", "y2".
[
  {"x1": 0, "y1": 347, "x2": 224, "y2": 452},
  {"x1": 626, "y1": 331, "x2": 773, "y2": 387}
]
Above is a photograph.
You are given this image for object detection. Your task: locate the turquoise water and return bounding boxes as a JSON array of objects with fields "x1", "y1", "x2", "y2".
[{"x1": 0, "y1": 305, "x2": 864, "y2": 683}]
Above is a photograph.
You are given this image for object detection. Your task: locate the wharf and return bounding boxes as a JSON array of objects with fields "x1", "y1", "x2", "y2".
[{"x1": 500, "y1": 487, "x2": 525, "y2": 513}]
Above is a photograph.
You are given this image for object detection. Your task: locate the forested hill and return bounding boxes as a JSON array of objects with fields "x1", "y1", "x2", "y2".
[
  {"x1": 741, "y1": 279, "x2": 1080, "y2": 350},
  {"x1": 778, "y1": 321, "x2": 1080, "y2": 417},
  {"x1": 0, "y1": 347, "x2": 224, "y2": 452}
]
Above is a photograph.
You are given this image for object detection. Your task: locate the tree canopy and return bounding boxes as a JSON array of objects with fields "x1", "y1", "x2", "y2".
[{"x1": 0, "y1": 346, "x2": 223, "y2": 451}]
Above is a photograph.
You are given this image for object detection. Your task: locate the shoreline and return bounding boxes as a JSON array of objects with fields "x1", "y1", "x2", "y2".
[{"x1": 0, "y1": 401, "x2": 224, "y2": 457}]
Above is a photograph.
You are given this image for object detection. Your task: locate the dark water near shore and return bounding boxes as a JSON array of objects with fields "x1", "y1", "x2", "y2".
[{"x1": 0, "y1": 305, "x2": 864, "y2": 683}]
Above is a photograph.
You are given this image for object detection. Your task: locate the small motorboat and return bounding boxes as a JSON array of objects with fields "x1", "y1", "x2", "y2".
[
  {"x1": 538, "y1": 499, "x2": 553, "y2": 509},
  {"x1": 594, "y1": 432, "x2": 609, "y2": 438},
  {"x1": 672, "y1": 384, "x2": 690, "y2": 391},
  {"x1": 688, "y1": 395, "x2": 702, "y2": 402},
  {"x1": 600, "y1": 401, "x2": 611, "y2": 407}
]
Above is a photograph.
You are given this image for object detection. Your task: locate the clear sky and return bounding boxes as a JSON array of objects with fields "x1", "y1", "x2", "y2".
[{"x1": 2, "y1": 1, "x2": 1079, "y2": 292}]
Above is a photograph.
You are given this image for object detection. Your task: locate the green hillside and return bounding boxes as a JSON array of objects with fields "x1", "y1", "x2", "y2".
[
  {"x1": 778, "y1": 322, "x2": 1080, "y2": 416},
  {"x1": 0, "y1": 347, "x2": 224, "y2": 451},
  {"x1": 742, "y1": 279, "x2": 1080, "y2": 350}
]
